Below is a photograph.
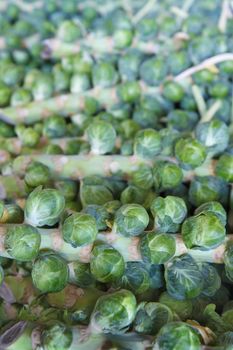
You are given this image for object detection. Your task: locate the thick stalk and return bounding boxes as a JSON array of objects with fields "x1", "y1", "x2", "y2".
[
  {"x1": 11, "y1": 154, "x2": 215, "y2": 180},
  {"x1": 0, "y1": 225, "x2": 232, "y2": 263}
]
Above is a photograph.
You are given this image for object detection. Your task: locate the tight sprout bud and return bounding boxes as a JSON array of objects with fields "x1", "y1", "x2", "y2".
[
  {"x1": 57, "y1": 20, "x2": 82, "y2": 43},
  {"x1": 82, "y1": 204, "x2": 110, "y2": 230},
  {"x1": 194, "y1": 201, "x2": 227, "y2": 226},
  {"x1": 92, "y1": 62, "x2": 119, "y2": 88},
  {"x1": 182, "y1": 213, "x2": 226, "y2": 250},
  {"x1": 114, "y1": 29, "x2": 133, "y2": 48},
  {"x1": 117, "y1": 81, "x2": 141, "y2": 103},
  {"x1": 5, "y1": 224, "x2": 41, "y2": 261},
  {"x1": 114, "y1": 262, "x2": 150, "y2": 295},
  {"x1": 189, "y1": 176, "x2": 229, "y2": 207},
  {"x1": 134, "y1": 302, "x2": 174, "y2": 335},
  {"x1": 198, "y1": 262, "x2": 221, "y2": 297},
  {"x1": 86, "y1": 120, "x2": 116, "y2": 154},
  {"x1": 224, "y1": 244, "x2": 233, "y2": 282},
  {"x1": 155, "y1": 322, "x2": 201, "y2": 350},
  {"x1": 216, "y1": 153, "x2": 233, "y2": 182},
  {"x1": 195, "y1": 119, "x2": 229, "y2": 156},
  {"x1": 10, "y1": 88, "x2": 32, "y2": 107},
  {"x1": 114, "y1": 204, "x2": 149, "y2": 237},
  {"x1": 25, "y1": 162, "x2": 50, "y2": 187},
  {"x1": 132, "y1": 165, "x2": 153, "y2": 190},
  {"x1": 165, "y1": 254, "x2": 203, "y2": 300},
  {"x1": 0, "y1": 204, "x2": 24, "y2": 224},
  {"x1": 70, "y1": 73, "x2": 91, "y2": 93},
  {"x1": 175, "y1": 138, "x2": 206, "y2": 170},
  {"x1": 62, "y1": 212, "x2": 98, "y2": 247},
  {"x1": 91, "y1": 289, "x2": 137, "y2": 333},
  {"x1": 43, "y1": 115, "x2": 67, "y2": 139},
  {"x1": 140, "y1": 232, "x2": 176, "y2": 264},
  {"x1": 153, "y1": 161, "x2": 183, "y2": 191},
  {"x1": 17, "y1": 126, "x2": 40, "y2": 148},
  {"x1": 72, "y1": 261, "x2": 95, "y2": 287},
  {"x1": 0, "y1": 82, "x2": 11, "y2": 107},
  {"x1": 90, "y1": 244, "x2": 125, "y2": 283},
  {"x1": 151, "y1": 196, "x2": 187, "y2": 233},
  {"x1": 44, "y1": 144, "x2": 63, "y2": 154},
  {"x1": 159, "y1": 292, "x2": 193, "y2": 320},
  {"x1": 42, "y1": 324, "x2": 73, "y2": 350},
  {"x1": 134, "y1": 129, "x2": 162, "y2": 159},
  {"x1": 163, "y1": 81, "x2": 184, "y2": 102},
  {"x1": 32, "y1": 252, "x2": 69, "y2": 293},
  {"x1": 25, "y1": 187, "x2": 65, "y2": 227}
]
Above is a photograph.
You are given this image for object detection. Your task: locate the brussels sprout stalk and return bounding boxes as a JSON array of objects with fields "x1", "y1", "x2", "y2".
[{"x1": 0, "y1": 225, "x2": 232, "y2": 264}]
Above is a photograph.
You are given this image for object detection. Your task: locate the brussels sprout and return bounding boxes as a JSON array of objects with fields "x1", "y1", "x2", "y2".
[
  {"x1": 57, "y1": 20, "x2": 82, "y2": 42},
  {"x1": 168, "y1": 50, "x2": 191, "y2": 75},
  {"x1": 168, "y1": 110, "x2": 199, "y2": 132},
  {"x1": 194, "y1": 201, "x2": 227, "y2": 226},
  {"x1": 0, "y1": 266, "x2": 3, "y2": 286},
  {"x1": 90, "y1": 243, "x2": 125, "y2": 283},
  {"x1": 71, "y1": 261, "x2": 95, "y2": 287},
  {"x1": 2, "y1": 64, "x2": 24, "y2": 86},
  {"x1": 62, "y1": 212, "x2": 98, "y2": 247},
  {"x1": 159, "y1": 292, "x2": 193, "y2": 320},
  {"x1": 43, "y1": 115, "x2": 67, "y2": 139},
  {"x1": 150, "y1": 196, "x2": 187, "y2": 233},
  {"x1": 120, "y1": 185, "x2": 148, "y2": 205},
  {"x1": 134, "y1": 302, "x2": 174, "y2": 335},
  {"x1": 198, "y1": 263, "x2": 221, "y2": 297},
  {"x1": 140, "y1": 232, "x2": 176, "y2": 264},
  {"x1": 216, "y1": 153, "x2": 233, "y2": 182},
  {"x1": 0, "y1": 203, "x2": 24, "y2": 224},
  {"x1": 175, "y1": 138, "x2": 206, "y2": 170},
  {"x1": 25, "y1": 187, "x2": 65, "y2": 227},
  {"x1": 114, "y1": 29, "x2": 133, "y2": 49},
  {"x1": 42, "y1": 323, "x2": 73, "y2": 350},
  {"x1": 159, "y1": 128, "x2": 180, "y2": 156},
  {"x1": 120, "y1": 119, "x2": 140, "y2": 138},
  {"x1": 224, "y1": 244, "x2": 233, "y2": 282},
  {"x1": 53, "y1": 65, "x2": 70, "y2": 93},
  {"x1": 165, "y1": 254, "x2": 203, "y2": 300},
  {"x1": 10, "y1": 88, "x2": 32, "y2": 107},
  {"x1": 132, "y1": 107, "x2": 158, "y2": 128},
  {"x1": 132, "y1": 165, "x2": 153, "y2": 190},
  {"x1": 82, "y1": 204, "x2": 110, "y2": 230},
  {"x1": 24, "y1": 162, "x2": 50, "y2": 188},
  {"x1": 91, "y1": 289, "x2": 136, "y2": 333},
  {"x1": 86, "y1": 120, "x2": 116, "y2": 154},
  {"x1": 114, "y1": 204, "x2": 149, "y2": 237},
  {"x1": 136, "y1": 17, "x2": 158, "y2": 40},
  {"x1": 208, "y1": 81, "x2": 229, "y2": 99},
  {"x1": 153, "y1": 161, "x2": 183, "y2": 191},
  {"x1": 163, "y1": 81, "x2": 184, "y2": 102},
  {"x1": 195, "y1": 119, "x2": 229, "y2": 156},
  {"x1": 80, "y1": 177, "x2": 114, "y2": 207},
  {"x1": 182, "y1": 212, "x2": 225, "y2": 250},
  {"x1": 0, "y1": 82, "x2": 12, "y2": 107},
  {"x1": 117, "y1": 81, "x2": 141, "y2": 103},
  {"x1": 92, "y1": 61, "x2": 119, "y2": 88},
  {"x1": 54, "y1": 180, "x2": 78, "y2": 201},
  {"x1": 189, "y1": 176, "x2": 229, "y2": 207},
  {"x1": 222, "y1": 302, "x2": 233, "y2": 329},
  {"x1": 140, "y1": 57, "x2": 168, "y2": 86},
  {"x1": 134, "y1": 129, "x2": 161, "y2": 159},
  {"x1": 114, "y1": 262, "x2": 150, "y2": 295},
  {"x1": 32, "y1": 251, "x2": 69, "y2": 293},
  {"x1": 118, "y1": 50, "x2": 143, "y2": 81},
  {"x1": 44, "y1": 144, "x2": 64, "y2": 154},
  {"x1": 4, "y1": 224, "x2": 41, "y2": 261},
  {"x1": 70, "y1": 73, "x2": 91, "y2": 93},
  {"x1": 148, "y1": 264, "x2": 165, "y2": 289},
  {"x1": 0, "y1": 120, "x2": 15, "y2": 138},
  {"x1": 32, "y1": 74, "x2": 54, "y2": 101},
  {"x1": 155, "y1": 322, "x2": 201, "y2": 350},
  {"x1": 16, "y1": 125, "x2": 40, "y2": 148},
  {"x1": 218, "y1": 332, "x2": 233, "y2": 348}
]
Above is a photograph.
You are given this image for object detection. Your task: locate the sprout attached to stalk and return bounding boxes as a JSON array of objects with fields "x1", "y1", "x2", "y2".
[
  {"x1": 86, "y1": 120, "x2": 116, "y2": 155},
  {"x1": 32, "y1": 251, "x2": 69, "y2": 293},
  {"x1": 175, "y1": 137, "x2": 206, "y2": 170},
  {"x1": 25, "y1": 186, "x2": 65, "y2": 227},
  {"x1": 134, "y1": 129, "x2": 162, "y2": 159},
  {"x1": 62, "y1": 212, "x2": 98, "y2": 247},
  {"x1": 4, "y1": 224, "x2": 41, "y2": 261}
]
